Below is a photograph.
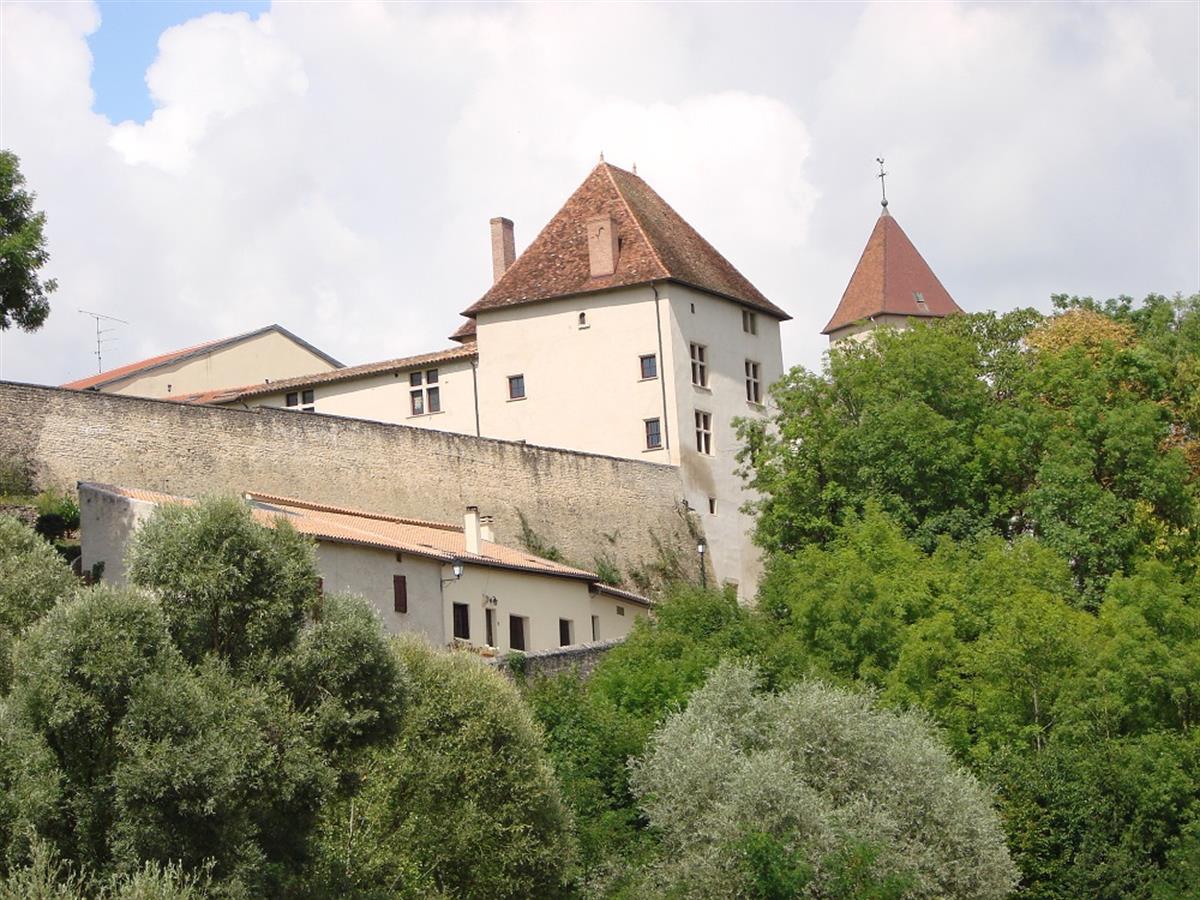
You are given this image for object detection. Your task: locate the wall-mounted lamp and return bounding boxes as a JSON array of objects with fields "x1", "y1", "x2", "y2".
[
  {"x1": 441, "y1": 559, "x2": 465, "y2": 587},
  {"x1": 697, "y1": 541, "x2": 707, "y2": 589}
]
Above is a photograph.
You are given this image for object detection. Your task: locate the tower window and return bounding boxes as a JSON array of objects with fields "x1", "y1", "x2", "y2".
[
  {"x1": 690, "y1": 343, "x2": 708, "y2": 387},
  {"x1": 508, "y1": 374, "x2": 526, "y2": 400},
  {"x1": 645, "y1": 418, "x2": 662, "y2": 450},
  {"x1": 578, "y1": 311, "x2": 588, "y2": 327},
  {"x1": 694, "y1": 410, "x2": 712, "y2": 455},
  {"x1": 639, "y1": 354, "x2": 658, "y2": 380},
  {"x1": 745, "y1": 360, "x2": 762, "y2": 404},
  {"x1": 742, "y1": 310, "x2": 758, "y2": 334}
]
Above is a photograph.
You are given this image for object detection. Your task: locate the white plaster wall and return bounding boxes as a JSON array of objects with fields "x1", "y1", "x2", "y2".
[
  {"x1": 588, "y1": 592, "x2": 644, "y2": 643},
  {"x1": 474, "y1": 287, "x2": 676, "y2": 463},
  {"x1": 443, "y1": 565, "x2": 647, "y2": 653},
  {"x1": 664, "y1": 284, "x2": 785, "y2": 600},
  {"x1": 78, "y1": 486, "x2": 158, "y2": 586},
  {"x1": 239, "y1": 358, "x2": 478, "y2": 435},
  {"x1": 828, "y1": 313, "x2": 925, "y2": 345},
  {"x1": 315, "y1": 542, "x2": 446, "y2": 644},
  {"x1": 108, "y1": 331, "x2": 338, "y2": 398}
]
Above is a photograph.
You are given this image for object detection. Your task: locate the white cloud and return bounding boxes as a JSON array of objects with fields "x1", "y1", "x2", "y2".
[{"x1": 0, "y1": 0, "x2": 1195, "y2": 387}]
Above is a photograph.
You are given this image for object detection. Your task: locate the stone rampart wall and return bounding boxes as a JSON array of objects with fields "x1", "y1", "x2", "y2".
[{"x1": 0, "y1": 382, "x2": 690, "y2": 582}]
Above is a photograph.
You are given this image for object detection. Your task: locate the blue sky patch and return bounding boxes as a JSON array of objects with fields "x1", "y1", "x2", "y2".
[{"x1": 88, "y1": 0, "x2": 270, "y2": 123}]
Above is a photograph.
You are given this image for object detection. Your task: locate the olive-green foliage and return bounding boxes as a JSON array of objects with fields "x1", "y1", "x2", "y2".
[
  {"x1": 739, "y1": 299, "x2": 1198, "y2": 605},
  {"x1": 311, "y1": 637, "x2": 575, "y2": 899},
  {"x1": 628, "y1": 663, "x2": 1018, "y2": 898},
  {"x1": 280, "y1": 592, "x2": 408, "y2": 767},
  {"x1": 0, "y1": 516, "x2": 77, "y2": 691},
  {"x1": 126, "y1": 497, "x2": 318, "y2": 668}
]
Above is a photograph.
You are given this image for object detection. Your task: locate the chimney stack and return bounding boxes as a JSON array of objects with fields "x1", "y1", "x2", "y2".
[
  {"x1": 490, "y1": 217, "x2": 515, "y2": 283},
  {"x1": 479, "y1": 514, "x2": 495, "y2": 544},
  {"x1": 586, "y1": 215, "x2": 618, "y2": 278},
  {"x1": 464, "y1": 505, "x2": 482, "y2": 555}
]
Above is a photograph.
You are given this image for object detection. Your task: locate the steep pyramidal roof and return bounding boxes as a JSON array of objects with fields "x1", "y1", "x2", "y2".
[
  {"x1": 463, "y1": 162, "x2": 789, "y2": 320},
  {"x1": 823, "y1": 210, "x2": 962, "y2": 335}
]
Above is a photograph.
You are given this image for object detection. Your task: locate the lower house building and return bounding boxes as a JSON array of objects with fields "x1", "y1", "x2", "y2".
[{"x1": 78, "y1": 482, "x2": 649, "y2": 654}]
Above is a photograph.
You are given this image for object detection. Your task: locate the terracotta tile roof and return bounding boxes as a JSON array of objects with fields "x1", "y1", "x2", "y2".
[
  {"x1": 448, "y1": 318, "x2": 477, "y2": 343},
  {"x1": 80, "y1": 483, "x2": 649, "y2": 600},
  {"x1": 167, "y1": 345, "x2": 478, "y2": 405},
  {"x1": 61, "y1": 325, "x2": 343, "y2": 391},
  {"x1": 823, "y1": 210, "x2": 963, "y2": 334},
  {"x1": 463, "y1": 162, "x2": 790, "y2": 321}
]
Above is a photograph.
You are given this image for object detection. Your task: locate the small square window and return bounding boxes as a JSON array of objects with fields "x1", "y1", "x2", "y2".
[
  {"x1": 645, "y1": 418, "x2": 662, "y2": 450},
  {"x1": 427, "y1": 386, "x2": 441, "y2": 413},
  {"x1": 302, "y1": 389, "x2": 314, "y2": 405},
  {"x1": 508, "y1": 374, "x2": 526, "y2": 400},
  {"x1": 410, "y1": 390, "x2": 425, "y2": 416},
  {"x1": 742, "y1": 310, "x2": 758, "y2": 335},
  {"x1": 640, "y1": 354, "x2": 658, "y2": 380},
  {"x1": 410, "y1": 372, "x2": 422, "y2": 387},
  {"x1": 285, "y1": 392, "x2": 298, "y2": 407},
  {"x1": 616, "y1": 605, "x2": 625, "y2": 616},
  {"x1": 426, "y1": 369, "x2": 439, "y2": 384}
]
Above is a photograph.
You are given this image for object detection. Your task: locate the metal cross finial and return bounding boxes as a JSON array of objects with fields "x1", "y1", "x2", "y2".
[{"x1": 876, "y1": 157, "x2": 889, "y2": 209}]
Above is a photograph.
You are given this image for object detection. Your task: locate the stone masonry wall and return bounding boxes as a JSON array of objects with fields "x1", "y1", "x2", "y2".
[
  {"x1": 0, "y1": 382, "x2": 692, "y2": 585},
  {"x1": 491, "y1": 638, "x2": 625, "y2": 681}
]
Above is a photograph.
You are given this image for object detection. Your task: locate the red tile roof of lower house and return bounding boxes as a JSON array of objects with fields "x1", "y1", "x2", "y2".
[
  {"x1": 823, "y1": 210, "x2": 963, "y2": 334},
  {"x1": 61, "y1": 325, "x2": 343, "y2": 391},
  {"x1": 463, "y1": 162, "x2": 790, "y2": 321},
  {"x1": 166, "y1": 345, "x2": 478, "y2": 405},
  {"x1": 80, "y1": 482, "x2": 649, "y2": 603}
]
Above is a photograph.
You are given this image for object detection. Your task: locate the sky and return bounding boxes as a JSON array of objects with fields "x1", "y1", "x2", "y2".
[{"x1": 1, "y1": 0, "x2": 1197, "y2": 386}]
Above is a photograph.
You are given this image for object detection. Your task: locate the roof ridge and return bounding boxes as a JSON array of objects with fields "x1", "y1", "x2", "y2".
[
  {"x1": 600, "y1": 162, "x2": 671, "y2": 278},
  {"x1": 246, "y1": 491, "x2": 461, "y2": 531}
]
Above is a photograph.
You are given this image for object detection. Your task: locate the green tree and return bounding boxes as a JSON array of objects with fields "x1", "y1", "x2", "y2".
[
  {"x1": 126, "y1": 497, "x2": 319, "y2": 669},
  {"x1": 0, "y1": 516, "x2": 77, "y2": 692},
  {"x1": 627, "y1": 663, "x2": 1018, "y2": 898},
  {"x1": 311, "y1": 637, "x2": 575, "y2": 899},
  {"x1": 0, "y1": 151, "x2": 56, "y2": 332}
]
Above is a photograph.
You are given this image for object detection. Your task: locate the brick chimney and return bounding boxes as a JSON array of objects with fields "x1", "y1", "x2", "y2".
[
  {"x1": 586, "y1": 215, "x2": 618, "y2": 278},
  {"x1": 490, "y1": 217, "x2": 515, "y2": 283},
  {"x1": 464, "y1": 505, "x2": 482, "y2": 555}
]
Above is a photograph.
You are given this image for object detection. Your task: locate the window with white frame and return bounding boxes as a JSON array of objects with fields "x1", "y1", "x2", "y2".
[
  {"x1": 742, "y1": 310, "x2": 758, "y2": 335},
  {"x1": 690, "y1": 343, "x2": 708, "y2": 387},
  {"x1": 694, "y1": 410, "x2": 712, "y2": 454},
  {"x1": 286, "y1": 389, "x2": 315, "y2": 412},
  {"x1": 644, "y1": 418, "x2": 662, "y2": 450},
  {"x1": 639, "y1": 353, "x2": 657, "y2": 380},
  {"x1": 745, "y1": 360, "x2": 762, "y2": 404},
  {"x1": 408, "y1": 368, "x2": 441, "y2": 416}
]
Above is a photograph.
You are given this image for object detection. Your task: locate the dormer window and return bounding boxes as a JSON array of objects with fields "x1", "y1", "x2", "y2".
[{"x1": 914, "y1": 291, "x2": 926, "y2": 305}]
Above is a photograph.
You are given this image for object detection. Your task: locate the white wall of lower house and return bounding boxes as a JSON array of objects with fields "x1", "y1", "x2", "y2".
[
  {"x1": 664, "y1": 284, "x2": 784, "y2": 599},
  {"x1": 236, "y1": 357, "x2": 479, "y2": 435},
  {"x1": 108, "y1": 331, "x2": 338, "y2": 398},
  {"x1": 315, "y1": 542, "x2": 446, "y2": 644},
  {"x1": 79, "y1": 486, "x2": 159, "y2": 586},
  {"x1": 474, "y1": 287, "x2": 676, "y2": 463},
  {"x1": 443, "y1": 565, "x2": 647, "y2": 654}
]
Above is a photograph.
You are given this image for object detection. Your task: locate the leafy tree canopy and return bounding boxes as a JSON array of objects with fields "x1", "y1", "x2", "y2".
[{"x1": 0, "y1": 151, "x2": 56, "y2": 332}]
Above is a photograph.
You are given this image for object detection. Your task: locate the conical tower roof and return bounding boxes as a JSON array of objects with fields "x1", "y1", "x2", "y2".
[
  {"x1": 823, "y1": 210, "x2": 961, "y2": 334},
  {"x1": 463, "y1": 162, "x2": 789, "y2": 320}
]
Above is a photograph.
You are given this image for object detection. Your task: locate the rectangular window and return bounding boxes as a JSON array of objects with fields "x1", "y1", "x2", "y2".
[
  {"x1": 302, "y1": 389, "x2": 314, "y2": 405},
  {"x1": 745, "y1": 360, "x2": 762, "y2": 404},
  {"x1": 452, "y1": 602, "x2": 470, "y2": 640},
  {"x1": 644, "y1": 418, "x2": 662, "y2": 450},
  {"x1": 708, "y1": 497, "x2": 717, "y2": 514},
  {"x1": 426, "y1": 386, "x2": 441, "y2": 413},
  {"x1": 410, "y1": 372, "x2": 422, "y2": 387},
  {"x1": 591, "y1": 615, "x2": 599, "y2": 641},
  {"x1": 393, "y1": 575, "x2": 407, "y2": 614},
  {"x1": 695, "y1": 410, "x2": 712, "y2": 454},
  {"x1": 559, "y1": 618, "x2": 574, "y2": 647},
  {"x1": 742, "y1": 310, "x2": 758, "y2": 335},
  {"x1": 616, "y1": 605, "x2": 625, "y2": 617},
  {"x1": 285, "y1": 392, "x2": 298, "y2": 407},
  {"x1": 486, "y1": 608, "x2": 496, "y2": 647},
  {"x1": 509, "y1": 614, "x2": 527, "y2": 651},
  {"x1": 508, "y1": 374, "x2": 526, "y2": 400},
  {"x1": 690, "y1": 343, "x2": 708, "y2": 387},
  {"x1": 639, "y1": 354, "x2": 658, "y2": 380},
  {"x1": 426, "y1": 369, "x2": 439, "y2": 384},
  {"x1": 410, "y1": 390, "x2": 425, "y2": 416}
]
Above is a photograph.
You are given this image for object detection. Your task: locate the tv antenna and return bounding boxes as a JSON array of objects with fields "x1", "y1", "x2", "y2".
[{"x1": 78, "y1": 309, "x2": 129, "y2": 374}]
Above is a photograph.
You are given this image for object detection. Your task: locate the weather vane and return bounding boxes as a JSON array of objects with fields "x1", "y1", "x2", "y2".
[{"x1": 876, "y1": 157, "x2": 888, "y2": 209}]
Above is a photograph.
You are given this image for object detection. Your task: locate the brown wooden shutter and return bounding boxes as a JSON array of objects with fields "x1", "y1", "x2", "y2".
[{"x1": 393, "y1": 575, "x2": 407, "y2": 613}]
